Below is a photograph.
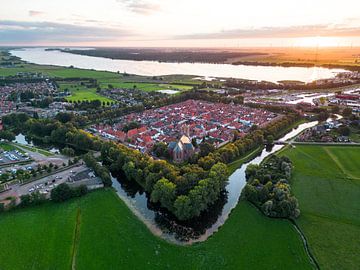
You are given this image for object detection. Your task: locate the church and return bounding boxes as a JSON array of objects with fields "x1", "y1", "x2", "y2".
[{"x1": 168, "y1": 125, "x2": 195, "y2": 163}]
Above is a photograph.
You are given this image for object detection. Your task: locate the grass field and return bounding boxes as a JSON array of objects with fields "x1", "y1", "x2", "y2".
[
  {"x1": 0, "y1": 189, "x2": 313, "y2": 270},
  {"x1": 281, "y1": 145, "x2": 360, "y2": 270},
  {"x1": 12, "y1": 143, "x2": 54, "y2": 157},
  {"x1": 0, "y1": 142, "x2": 24, "y2": 153},
  {"x1": 98, "y1": 81, "x2": 193, "y2": 92}
]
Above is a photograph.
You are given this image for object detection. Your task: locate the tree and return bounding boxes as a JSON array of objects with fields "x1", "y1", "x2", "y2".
[
  {"x1": 55, "y1": 112, "x2": 74, "y2": 123},
  {"x1": 199, "y1": 142, "x2": 215, "y2": 157},
  {"x1": 0, "y1": 130, "x2": 15, "y2": 141},
  {"x1": 338, "y1": 126, "x2": 351, "y2": 136},
  {"x1": 342, "y1": 107, "x2": 353, "y2": 118},
  {"x1": 266, "y1": 135, "x2": 274, "y2": 145},
  {"x1": 152, "y1": 142, "x2": 169, "y2": 158},
  {"x1": 150, "y1": 178, "x2": 176, "y2": 210},
  {"x1": 331, "y1": 105, "x2": 340, "y2": 114},
  {"x1": 198, "y1": 155, "x2": 216, "y2": 170},
  {"x1": 61, "y1": 147, "x2": 75, "y2": 157},
  {"x1": 318, "y1": 111, "x2": 330, "y2": 122},
  {"x1": 174, "y1": 195, "x2": 192, "y2": 220},
  {"x1": 50, "y1": 183, "x2": 73, "y2": 202}
]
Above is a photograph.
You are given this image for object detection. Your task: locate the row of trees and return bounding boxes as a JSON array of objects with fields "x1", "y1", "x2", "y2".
[
  {"x1": 83, "y1": 153, "x2": 112, "y2": 187},
  {"x1": 243, "y1": 155, "x2": 300, "y2": 219},
  {"x1": 50, "y1": 183, "x2": 88, "y2": 202}
]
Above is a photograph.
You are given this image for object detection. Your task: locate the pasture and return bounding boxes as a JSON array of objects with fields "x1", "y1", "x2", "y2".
[
  {"x1": 0, "y1": 189, "x2": 312, "y2": 270},
  {"x1": 282, "y1": 145, "x2": 360, "y2": 270}
]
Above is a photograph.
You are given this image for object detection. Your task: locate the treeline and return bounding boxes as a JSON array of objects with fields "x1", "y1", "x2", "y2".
[
  {"x1": 225, "y1": 76, "x2": 360, "y2": 91},
  {"x1": 0, "y1": 78, "x2": 48, "y2": 85},
  {"x1": 50, "y1": 183, "x2": 88, "y2": 202},
  {"x1": 83, "y1": 153, "x2": 112, "y2": 187},
  {"x1": 243, "y1": 155, "x2": 300, "y2": 219},
  {"x1": 100, "y1": 140, "x2": 229, "y2": 220},
  {"x1": 2, "y1": 113, "x2": 102, "y2": 152},
  {"x1": 63, "y1": 48, "x2": 264, "y2": 64}
]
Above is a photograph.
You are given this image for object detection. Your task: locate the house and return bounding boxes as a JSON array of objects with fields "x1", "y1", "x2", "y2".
[{"x1": 127, "y1": 128, "x2": 139, "y2": 140}]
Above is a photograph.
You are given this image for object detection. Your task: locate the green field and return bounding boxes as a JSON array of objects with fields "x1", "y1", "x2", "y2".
[
  {"x1": 58, "y1": 82, "x2": 114, "y2": 103},
  {"x1": 97, "y1": 80, "x2": 194, "y2": 92},
  {"x1": 0, "y1": 142, "x2": 24, "y2": 152},
  {"x1": 12, "y1": 143, "x2": 54, "y2": 157},
  {"x1": 0, "y1": 189, "x2": 312, "y2": 270},
  {"x1": 282, "y1": 145, "x2": 360, "y2": 270}
]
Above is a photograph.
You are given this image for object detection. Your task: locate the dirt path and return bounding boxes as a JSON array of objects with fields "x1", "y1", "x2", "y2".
[
  {"x1": 324, "y1": 148, "x2": 360, "y2": 180},
  {"x1": 71, "y1": 208, "x2": 82, "y2": 270}
]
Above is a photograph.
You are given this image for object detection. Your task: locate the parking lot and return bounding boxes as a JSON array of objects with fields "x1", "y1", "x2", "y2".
[
  {"x1": 0, "y1": 149, "x2": 30, "y2": 165},
  {"x1": 0, "y1": 164, "x2": 89, "y2": 200}
]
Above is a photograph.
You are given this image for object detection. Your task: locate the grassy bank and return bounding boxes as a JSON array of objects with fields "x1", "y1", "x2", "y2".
[
  {"x1": 227, "y1": 146, "x2": 263, "y2": 173},
  {"x1": 12, "y1": 143, "x2": 54, "y2": 157},
  {"x1": 0, "y1": 189, "x2": 312, "y2": 270},
  {"x1": 281, "y1": 145, "x2": 360, "y2": 270}
]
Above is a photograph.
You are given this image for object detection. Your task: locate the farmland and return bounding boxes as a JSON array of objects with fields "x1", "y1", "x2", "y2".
[
  {"x1": 0, "y1": 189, "x2": 312, "y2": 270},
  {"x1": 281, "y1": 145, "x2": 360, "y2": 270}
]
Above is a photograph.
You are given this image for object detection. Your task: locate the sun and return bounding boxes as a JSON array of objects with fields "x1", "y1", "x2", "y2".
[{"x1": 294, "y1": 36, "x2": 339, "y2": 47}]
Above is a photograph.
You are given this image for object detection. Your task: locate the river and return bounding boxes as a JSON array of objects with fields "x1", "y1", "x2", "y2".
[
  {"x1": 111, "y1": 121, "x2": 318, "y2": 244},
  {"x1": 10, "y1": 48, "x2": 345, "y2": 83}
]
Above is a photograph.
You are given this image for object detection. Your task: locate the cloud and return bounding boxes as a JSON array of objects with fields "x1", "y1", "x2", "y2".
[
  {"x1": 0, "y1": 20, "x2": 132, "y2": 44},
  {"x1": 29, "y1": 10, "x2": 45, "y2": 17},
  {"x1": 117, "y1": 0, "x2": 161, "y2": 15},
  {"x1": 175, "y1": 25, "x2": 360, "y2": 39}
]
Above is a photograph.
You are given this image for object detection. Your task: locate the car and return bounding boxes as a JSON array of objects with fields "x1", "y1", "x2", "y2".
[{"x1": 28, "y1": 188, "x2": 35, "y2": 192}]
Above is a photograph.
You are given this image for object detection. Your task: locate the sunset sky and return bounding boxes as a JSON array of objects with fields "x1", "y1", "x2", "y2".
[{"x1": 1, "y1": 0, "x2": 360, "y2": 47}]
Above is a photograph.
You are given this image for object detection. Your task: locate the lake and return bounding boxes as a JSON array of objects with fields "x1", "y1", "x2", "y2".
[{"x1": 11, "y1": 48, "x2": 345, "y2": 83}]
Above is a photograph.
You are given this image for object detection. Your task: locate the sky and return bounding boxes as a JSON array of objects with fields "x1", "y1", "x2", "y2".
[{"x1": 1, "y1": 0, "x2": 360, "y2": 47}]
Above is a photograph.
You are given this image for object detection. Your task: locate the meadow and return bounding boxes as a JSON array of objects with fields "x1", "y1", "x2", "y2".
[
  {"x1": 0, "y1": 189, "x2": 312, "y2": 270},
  {"x1": 282, "y1": 145, "x2": 360, "y2": 270}
]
